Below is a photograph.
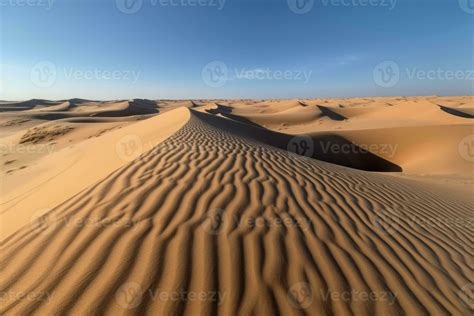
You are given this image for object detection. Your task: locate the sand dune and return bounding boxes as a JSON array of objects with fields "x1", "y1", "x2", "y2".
[{"x1": 1, "y1": 97, "x2": 472, "y2": 315}]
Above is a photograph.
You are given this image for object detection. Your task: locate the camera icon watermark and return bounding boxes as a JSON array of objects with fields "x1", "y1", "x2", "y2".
[
  {"x1": 373, "y1": 208, "x2": 400, "y2": 235},
  {"x1": 458, "y1": 283, "x2": 473, "y2": 309},
  {"x1": 373, "y1": 61, "x2": 400, "y2": 88},
  {"x1": 30, "y1": 61, "x2": 57, "y2": 88},
  {"x1": 287, "y1": 135, "x2": 314, "y2": 158},
  {"x1": 116, "y1": 0, "x2": 143, "y2": 14},
  {"x1": 115, "y1": 134, "x2": 144, "y2": 162},
  {"x1": 458, "y1": 134, "x2": 474, "y2": 162},
  {"x1": 287, "y1": 282, "x2": 313, "y2": 309},
  {"x1": 287, "y1": 0, "x2": 314, "y2": 14},
  {"x1": 459, "y1": 0, "x2": 474, "y2": 14},
  {"x1": 30, "y1": 208, "x2": 56, "y2": 233},
  {"x1": 201, "y1": 208, "x2": 238, "y2": 235},
  {"x1": 201, "y1": 61, "x2": 229, "y2": 88},
  {"x1": 116, "y1": 282, "x2": 144, "y2": 309}
]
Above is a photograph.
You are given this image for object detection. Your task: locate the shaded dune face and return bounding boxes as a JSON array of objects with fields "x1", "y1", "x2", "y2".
[
  {"x1": 201, "y1": 109, "x2": 401, "y2": 172},
  {"x1": 438, "y1": 105, "x2": 474, "y2": 119},
  {"x1": 1, "y1": 110, "x2": 471, "y2": 315}
]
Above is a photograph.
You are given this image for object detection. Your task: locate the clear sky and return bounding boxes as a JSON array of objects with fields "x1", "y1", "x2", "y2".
[{"x1": 1, "y1": 0, "x2": 473, "y2": 100}]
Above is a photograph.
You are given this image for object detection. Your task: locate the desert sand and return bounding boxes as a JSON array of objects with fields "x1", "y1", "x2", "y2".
[{"x1": 1, "y1": 96, "x2": 472, "y2": 315}]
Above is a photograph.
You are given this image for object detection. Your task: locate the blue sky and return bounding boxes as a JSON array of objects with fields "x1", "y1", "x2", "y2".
[{"x1": 0, "y1": 0, "x2": 472, "y2": 100}]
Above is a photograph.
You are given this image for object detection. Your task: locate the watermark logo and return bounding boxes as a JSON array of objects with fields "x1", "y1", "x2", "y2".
[
  {"x1": 116, "y1": 0, "x2": 143, "y2": 14},
  {"x1": 288, "y1": 282, "x2": 313, "y2": 309},
  {"x1": 30, "y1": 61, "x2": 56, "y2": 88},
  {"x1": 0, "y1": 143, "x2": 56, "y2": 155},
  {"x1": 406, "y1": 68, "x2": 474, "y2": 81},
  {"x1": 320, "y1": 289, "x2": 397, "y2": 305},
  {"x1": 458, "y1": 134, "x2": 474, "y2": 162},
  {"x1": 30, "y1": 62, "x2": 139, "y2": 87},
  {"x1": 201, "y1": 208, "x2": 238, "y2": 235},
  {"x1": 373, "y1": 61, "x2": 399, "y2": 88},
  {"x1": 373, "y1": 209, "x2": 399, "y2": 235},
  {"x1": 320, "y1": 142, "x2": 398, "y2": 158},
  {"x1": 159, "y1": 0, "x2": 225, "y2": 9},
  {"x1": 458, "y1": 283, "x2": 473, "y2": 309},
  {"x1": 30, "y1": 208, "x2": 56, "y2": 233},
  {"x1": 63, "y1": 68, "x2": 141, "y2": 83},
  {"x1": 116, "y1": 282, "x2": 143, "y2": 309},
  {"x1": 287, "y1": 135, "x2": 314, "y2": 157},
  {"x1": 0, "y1": 290, "x2": 52, "y2": 303},
  {"x1": 321, "y1": 0, "x2": 396, "y2": 10},
  {"x1": 459, "y1": 0, "x2": 474, "y2": 14},
  {"x1": 202, "y1": 61, "x2": 313, "y2": 87},
  {"x1": 287, "y1": 0, "x2": 314, "y2": 14},
  {"x1": 0, "y1": 0, "x2": 54, "y2": 10},
  {"x1": 116, "y1": 134, "x2": 144, "y2": 162},
  {"x1": 202, "y1": 61, "x2": 228, "y2": 88},
  {"x1": 116, "y1": 0, "x2": 225, "y2": 14}
]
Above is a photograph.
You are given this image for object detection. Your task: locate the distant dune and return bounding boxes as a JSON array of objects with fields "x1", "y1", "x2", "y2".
[{"x1": 1, "y1": 96, "x2": 472, "y2": 315}]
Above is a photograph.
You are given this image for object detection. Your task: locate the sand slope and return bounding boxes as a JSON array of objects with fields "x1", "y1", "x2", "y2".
[
  {"x1": 1, "y1": 107, "x2": 472, "y2": 315},
  {"x1": 0, "y1": 108, "x2": 189, "y2": 239}
]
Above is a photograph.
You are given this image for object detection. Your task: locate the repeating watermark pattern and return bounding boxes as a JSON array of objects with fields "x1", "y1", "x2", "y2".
[
  {"x1": 30, "y1": 210, "x2": 140, "y2": 233},
  {"x1": 116, "y1": 134, "x2": 144, "y2": 162},
  {"x1": 288, "y1": 282, "x2": 314, "y2": 309},
  {"x1": 116, "y1": 0, "x2": 143, "y2": 14},
  {"x1": 202, "y1": 209, "x2": 313, "y2": 235},
  {"x1": 116, "y1": 282, "x2": 143, "y2": 309},
  {"x1": 0, "y1": 143, "x2": 56, "y2": 155},
  {"x1": 287, "y1": 135, "x2": 314, "y2": 158},
  {"x1": 373, "y1": 61, "x2": 400, "y2": 88},
  {"x1": 63, "y1": 216, "x2": 140, "y2": 228},
  {"x1": 30, "y1": 208, "x2": 56, "y2": 233},
  {"x1": 115, "y1": 282, "x2": 226, "y2": 309},
  {"x1": 373, "y1": 209, "x2": 400, "y2": 235},
  {"x1": 30, "y1": 61, "x2": 57, "y2": 88},
  {"x1": 374, "y1": 61, "x2": 474, "y2": 88},
  {"x1": 406, "y1": 68, "x2": 474, "y2": 81},
  {"x1": 201, "y1": 61, "x2": 228, "y2": 88},
  {"x1": 0, "y1": 290, "x2": 52, "y2": 303},
  {"x1": 202, "y1": 208, "x2": 235, "y2": 235},
  {"x1": 320, "y1": 289, "x2": 397, "y2": 305},
  {"x1": 116, "y1": 0, "x2": 225, "y2": 14},
  {"x1": 287, "y1": 0, "x2": 314, "y2": 14},
  {"x1": 458, "y1": 283, "x2": 473, "y2": 309},
  {"x1": 0, "y1": 0, "x2": 54, "y2": 10},
  {"x1": 30, "y1": 61, "x2": 141, "y2": 88},
  {"x1": 321, "y1": 0, "x2": 396, "y2": 9},
  {"x1": 458, "y1": 135, "x2": 474, "y2": 162},
  {"x1": 320, "y1": 142, "x2": 398, "y2": 158},
  {"x1": 406, "y1": 216, "x2": 473, "y2": 230},
  {"x1": 288, "y1": 0, "x2": 396, "y2": 14},
  {"x1": 202, "y1": 61, "x2": 312, "y2": 87},
  {"x1": 373, "y1": 208, "x2": 472, "y2": 235},
  {"x1": 459, "y1": 0, "x2": 474, "y2": 14}
]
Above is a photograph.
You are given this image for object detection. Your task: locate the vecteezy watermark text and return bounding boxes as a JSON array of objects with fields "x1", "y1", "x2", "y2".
[
  {"x1": 0, "y1": 290, "x2": 52, "y2": 303},
  {"x1": 0, "y1": 0, "x2": 54, "y2": 10},
  {"x1": 287, "y1": 0, "x2": 396, "y2": 14},
  {"x1": 320, "y1": 142, "x2": 399, "y2": 158},
  {"x1": 116, "y1": 0, "x2": 225, "y2": 14},
  {"x1": 0, "y1": 143, "x2": 56, "y2": 155},
  {"x1": 202, "y1": 61, "x2": 312, "y2": 88},
  {"x1": 320, "y1": 289, "x2": 397, "y2": 305},
  {"x1": 30, "y1": 61, "x2": 141, "y2": 88},
  {"x1": 115, "y1": 282, "x2": 226, "y2": 309},
  {"x1": 374, "y1": 61, "x2": 474, "y2": 88}
]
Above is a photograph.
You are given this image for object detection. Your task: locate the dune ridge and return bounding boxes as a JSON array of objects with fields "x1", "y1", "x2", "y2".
[{"x1": 1, "y1": 108, "x2": 472, "y2": 315}]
